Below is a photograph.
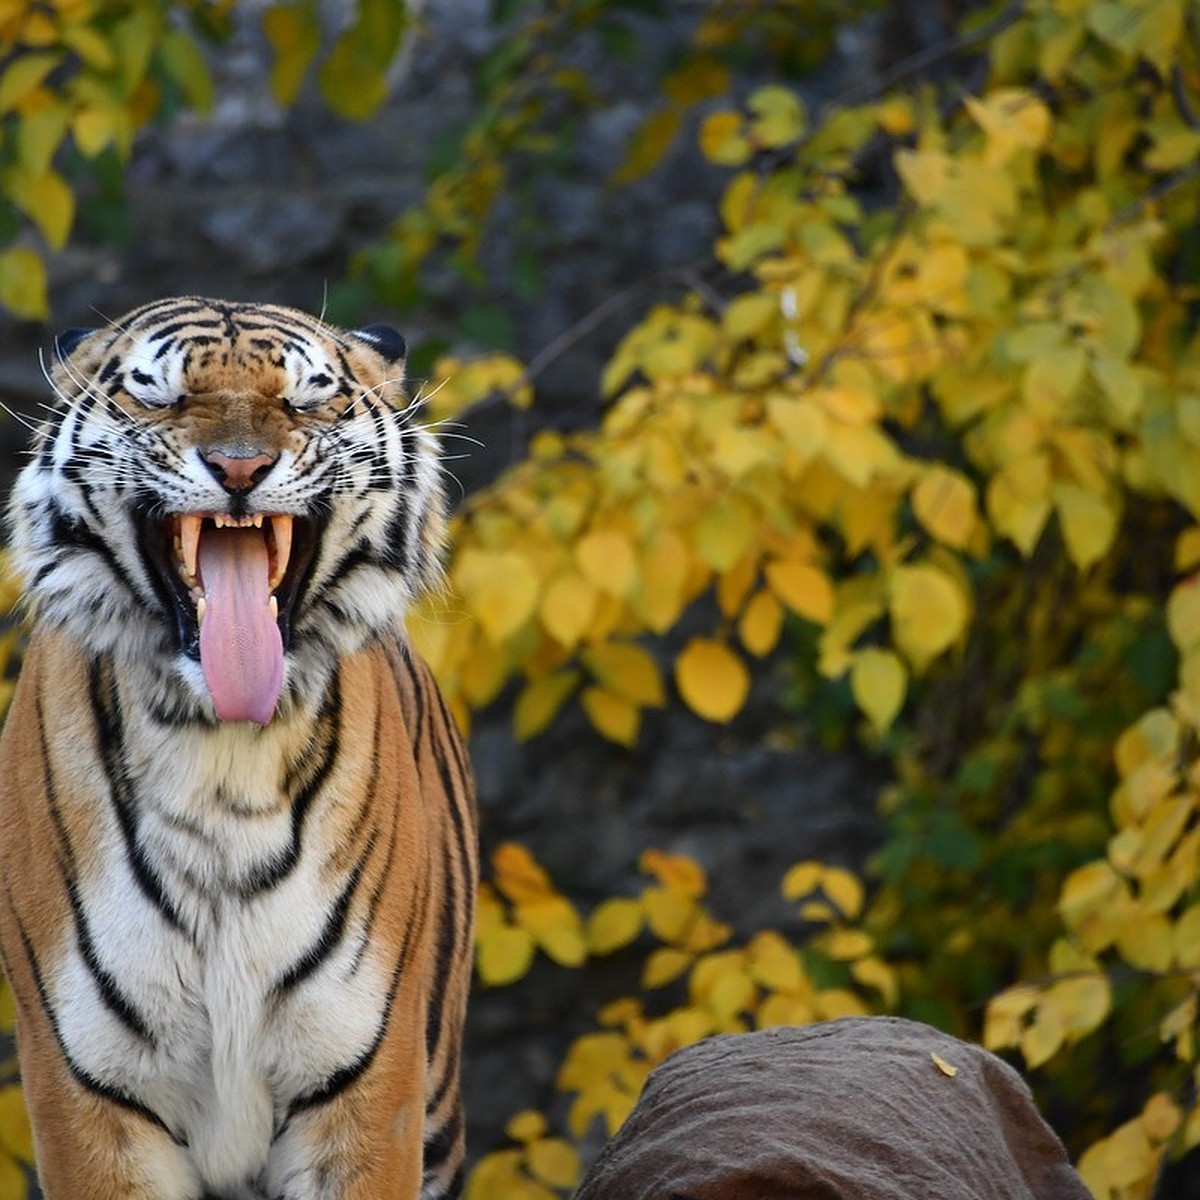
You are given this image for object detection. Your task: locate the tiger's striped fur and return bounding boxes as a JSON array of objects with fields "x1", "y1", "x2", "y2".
[{"x1": 0, "y1": 298, "x2": 477, "y2": 1199}]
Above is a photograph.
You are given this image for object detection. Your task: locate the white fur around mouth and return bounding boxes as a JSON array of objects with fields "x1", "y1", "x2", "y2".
[{"x1": 170, "y1": 513, "x2": 295, "y2": 611}]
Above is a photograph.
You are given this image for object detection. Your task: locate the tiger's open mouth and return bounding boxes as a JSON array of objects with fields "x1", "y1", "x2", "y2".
[{"x1": 138, "y1": 511, "x2": 320, "y2": 723}]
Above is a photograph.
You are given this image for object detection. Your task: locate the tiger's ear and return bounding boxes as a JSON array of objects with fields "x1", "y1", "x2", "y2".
[
  {"x1": 351, "y1": 324, "x2": 407, "y2": 363},
  {"x1": 53, "y1": 327, "x2": 98, "y2": 360}
]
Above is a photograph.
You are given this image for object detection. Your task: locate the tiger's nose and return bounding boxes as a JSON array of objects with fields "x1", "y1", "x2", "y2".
[{"x1": 201, "y1": 449, "x2": 277, "y2": 493}]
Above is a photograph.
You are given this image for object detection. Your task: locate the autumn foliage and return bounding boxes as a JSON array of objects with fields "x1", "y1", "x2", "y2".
[{"x1": 1, "y1": 1, "x2": 1200, "y2": 1198}]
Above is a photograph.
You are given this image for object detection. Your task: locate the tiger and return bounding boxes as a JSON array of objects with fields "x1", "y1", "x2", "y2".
[{"x1": 0, "y1": 297, "x2": 478, "y2": 1200}]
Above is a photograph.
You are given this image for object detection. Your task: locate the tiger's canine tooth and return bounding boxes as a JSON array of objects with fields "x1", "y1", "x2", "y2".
[
  {"x1": 180, "y1": 514, "x2": 203, "y2": 583},
  {"x1": 269, "y1": 515, "x2": 293, "y2": 591}
]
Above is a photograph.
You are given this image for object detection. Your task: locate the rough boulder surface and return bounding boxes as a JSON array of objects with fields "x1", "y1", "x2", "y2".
[{"x1": 574, "y1": 1017, "x2": 1090, "y2": 1200}]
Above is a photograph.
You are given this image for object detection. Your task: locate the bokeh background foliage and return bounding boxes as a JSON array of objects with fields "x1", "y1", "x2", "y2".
[{"x1": 0, "y1": 0, "x2": 1199, "y2": 1197}]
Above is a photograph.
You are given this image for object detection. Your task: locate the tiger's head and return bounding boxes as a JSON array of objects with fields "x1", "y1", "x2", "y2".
[{"x1": 10, "y1": 297, "x2": 447, "y2": 725}]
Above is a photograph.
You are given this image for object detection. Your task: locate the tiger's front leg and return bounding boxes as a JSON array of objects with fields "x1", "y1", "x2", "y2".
[
  {"x1": 266, "y1": 1015, "x2": 430, "y2": 1200},
  {"x1": 9, "y1": 995, "x2": 200, "y2": 1199}
]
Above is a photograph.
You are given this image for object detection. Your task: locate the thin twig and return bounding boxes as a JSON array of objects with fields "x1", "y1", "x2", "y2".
[
  {"x1": 825, "y1": 0, "x2": 1027, "y2": 114},
  {"x1": 455, "y1": 260, "x2": 715, "y2": 420}
]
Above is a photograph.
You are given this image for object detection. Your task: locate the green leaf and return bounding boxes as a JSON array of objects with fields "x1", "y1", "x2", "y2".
[
  {"x1": 318, "y1": 0, "x2": 410, "y2": 120},
  {"x1": 111, "y1": 7, "x2": 160, "y2": 98},
  {"x1": 17, "y1": 104, "x2": 71, "y2": 176},
  {"x1": 0, "y1": 53, "x2": 62, "y2": 115},
  {"x1": 613, "y1": 107, "x2": 681, "y2": 185},
  {"x1": 159, "y1": 31, "x2": 214, "y2": 113},
  {"x1": 262, "y1": 2, "x2": 322, "y2": 107}
]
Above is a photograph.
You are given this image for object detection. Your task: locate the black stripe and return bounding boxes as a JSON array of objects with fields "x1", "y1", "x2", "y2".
[
  {"x1": 270, "y1": 840, "x2": 372, "y2": 997},
  {"x1": 35, "y1": 691, "x2": 156, "y2": 1042},
  {"x1": 88, "y1": 659, "x2": 186, "y2": 933},
  {"x1": 45, "y1": 501, "x2": 143, "y2": 603},
  {"x1": 66, "y1": 880, "x2": 155, "y2": 1043},
  {"x1": 4, "y1": 892, "x2": 177, "y2": 1140},
  {"x1": 346, "y1": 702, "x2": 394, "y2": 975},
  {"x1": 286, "y1": 849, "x2": 432, "y2": 1121},
  {"x1": 422, "y1": 1104, "x2": 461, "y2": 1170},
  {"x1": 237, "y1": 675, "x2": 342, "y2": 896}
]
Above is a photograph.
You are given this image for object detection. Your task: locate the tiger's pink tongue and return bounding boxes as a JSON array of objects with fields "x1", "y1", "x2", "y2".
[{"x1": 197, "y1": 526, "x2": 283, "y2": 725}]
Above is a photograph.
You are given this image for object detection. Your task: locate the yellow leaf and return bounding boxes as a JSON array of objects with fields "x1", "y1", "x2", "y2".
[
  {"x1": 527, "y1": 1138, "x2": 582, "y2": 1191},
  {"x1": 0, "y1": 247, "x2": 47, "y2": 320},
  {"x1": 895, "y1": 149, "x2": 951, "y2": 205},
  {"x1": 1078, "y1": 1118, "x2": 1159, "y2": 1193},
  {"x1": 491, "y1": 843, "x2": 554, "y2": 903},
  {"x1": 747, "y1": 931, "x2": 803, "y2": 991},
  {"x1": 1175, "y1": 529, "x2": 1200, "y2": 572},
  {"x1": 582, "y1": 642, "x2": 665, "y2": 708},
  {"x1": 1020, "y1": 1002, "x2": 1064, "y2": 1069},
  {"x1": 851, "y1": 956, "x2": 898, "y2": 1006},
  {"x1": 723, "y1": 292, "x2": 778, "y2": 342},
  {"x1": 16, "y1": 103, "x2": 70, "y2": 176},
  {"x1": 643, "y1": 947, "x2": 693, "y2": 989},
  {"x1": 984, "y1": 985, "x2": 1040, "y2": 1050},
  {"x1": 781, "y1": 860, "x2": 824, "y2": 901},
  {"x1": 695, "y1": 496, "x2": 756, "y2": 571},
  {"x1": 888, "y1": 562, "x2": 968, "y2": 672},
  {"x1": 1116, "y1": 911, "x2": 1172, "y2": 972},
  {"x1": 577, "y1": 531, "x2": 637, "y2": 597},
  {"x1": 747, "y1": 85, "x2": 805, "y2": 147},
  {"x1": 821, "y1": 867, "x2": 865, "y2": 921},
  {"x1": 912, "y1": 466, "x2": 977, "y2": 550},
  {"x1": 262, "y1": 1, "x2": 322, "y2": 107},
  {"x1": 7, "y1": 167, "x2": 74, "y2": 249},
  {"x1": 674, "y1": 637, "x2": 750, "y2": 722},
  {"x1": 965, "y1": 89, "x2": 1052, "y2": 167},
  {"x1": 987, "y1": 468, "x2": 1052, "y2": 557},
  {"x1": 517, "y1": 896, "x2": 587, "y2": 967},
  {"x1": 1054, "y1": 483, "x2": 1117, "y2": 570},
  {"x1": 739, "y1": 589, "x2": 784, "y2": 657},
  {"x1": 476, "y1": 923, "x2": 537, "y2": 986},
  {"x1": 513, "y1": 671, "x2": 578, "y2": 741},
  {"x1": 632, "y1": 530, "x2": 690, "y2": 633},
  {"x1": 456, "y1": 550, "x2": 539, "y2": 644},
  {"x1": 1059, "y1": 861, "x2": 1123, "y2": 925},
  {"x1": 580, "y1": 686, "x2": 639, "y2": 748},
  {"x1": 0, "y1": 1151, "x2": 24, "y2": 1200},
  {"x1": 586, "y1": 898, "x2": 644, "y2": 955},
  {"x1": 0, "y1": 1085, "x2": 31, "y2": 1165},
  {"x1": 765, "y1": 559, "x2": 834, "y2": 624},
  {"x1": 699, "y1": 110, "x2": 750, "y2": 165},
  {"x1": 814, "y1": 988, "x2": 869, "y2": 1020},
  {"x1": 716, "y1": 554, "x2": 757, "y2": 618},
  {"x1": 1043, "y1": 975, "x2": 1110, "y2": 1041},
  {"x1": 641, "y1": 887, "x2": 695, "y2": 942},
  {"x1": 505, "y1": 1110, "x2": 547, "y2": 1143},
  {"x1": 640, "y1": 849, "x2": 707, "y2": 897},
  {"x1": 614, "y1": 107, "x2": 682, "y2": 185},
  {"x1": 767, "y1": 397, "x2": 828, "y2": 461},
  {"x1": 1167, "y1": 577, "x2": 1200, "y2": 651},
  {"x1": 706, "y1": 968, "x2": 757, "y2": 1020},
  {"x1": 1173, "y1": 903, "x2": 1200, "y2": 967},
  {"x1": 72, "y1": 106, "x2": 122, "y2": 157},
  {"x1": 0, "y1": 52, "x2": 60, "y2": 114},
  {"x1": 1141, "y1": 1093, "x2": 1181, "y2": 1142},
  {"x1": 850, "y1": 648, "x2": 906, "y2": 734},
  {"x1": 821, "y1": 928, "x2": 873, "y2": 960},
  {"x1": 758, "y1": 992, "x2": 814, "y2": 1028},
  {"x1": 931, "y1": 1053, "x2": 959, "y2": 1077}
]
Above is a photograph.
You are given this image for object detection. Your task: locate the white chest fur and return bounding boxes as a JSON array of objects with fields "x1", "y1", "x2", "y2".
[{"x1": 49, "y1": 699, "x2": 390, "y2": 1193}]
